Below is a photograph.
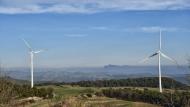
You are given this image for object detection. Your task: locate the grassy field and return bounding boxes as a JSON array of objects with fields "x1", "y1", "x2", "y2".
[{"x1": 24, "y1": 85, "x2": 161, "y2": 107}]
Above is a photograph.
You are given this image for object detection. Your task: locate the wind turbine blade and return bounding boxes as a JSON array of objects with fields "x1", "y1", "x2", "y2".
[
  {"x1": 22, "y1": 38, "x2": 32, "y2": 50},
  {"x1": 159, "y1": 29, "x2": 162, "y2": 50},
  {"x1": 33, "y1": 49, "x2": 47, "y2": 54},
  {"x1": 150, "y1": 52, "x2": 159, "y2": 58},
  {"x1": 160, "y1": 52, "x2": 178, "y2": 64},
  {"x1": 33, "y1": 50, "x2": 44, "y2": 54},
  {"x1": 140, "y1": 52, "x2": 158, "y2": 63}
]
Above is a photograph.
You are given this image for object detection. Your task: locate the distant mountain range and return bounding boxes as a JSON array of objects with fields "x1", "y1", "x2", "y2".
[
  {"x1": 1, "y1": 65, "x2": 190, "y2": 85},
  {"x1": 104, "y1": 64, "x2": 130, "y2": 68}
]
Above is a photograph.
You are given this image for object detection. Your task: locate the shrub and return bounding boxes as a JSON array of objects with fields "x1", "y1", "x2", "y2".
[{"x1": 102, "y1": 88, "x2": 190, "y2": 107}]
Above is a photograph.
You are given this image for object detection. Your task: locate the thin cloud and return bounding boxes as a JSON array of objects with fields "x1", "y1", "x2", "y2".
[
  {"x1": 63, "y1": 26, "x2": 190, "y2": 33},
  {"x1": 90, "y1": 26, "x2": 110, "y2": 30},
  {"x1": 124, "y1": 26, "x2": 185, "y2": 33},
  {"x1": 64, "y1": 34, "x2": 87, "y2": 37},
  {"x1": 140, "y1": 26, "x2": 179, "y2": 32},
  {"x1": 0, "y1": 0, "x2": 190, "y2": 14}
]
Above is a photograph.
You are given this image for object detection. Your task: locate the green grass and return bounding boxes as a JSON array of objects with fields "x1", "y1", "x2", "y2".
[
  {"x1": 26, "y1": 85, "x2": 161, "y2": 107},
  {"x1": 39, "y1": 85, "x2": 98, "y2": 100}
]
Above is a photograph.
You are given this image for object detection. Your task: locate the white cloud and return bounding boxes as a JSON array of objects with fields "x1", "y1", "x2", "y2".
[
  {"x1": 140, "y1": 26, "x2": 179, "y2": 32},
  {"x1": 0, "y1": 0, "x2": 190, "y2": 14},
  {"x1": 124, "y1": 26, "x2": 183, "y2": 33},
  {"x1": 64, "y1": 34, "x2": 87, "y2": 37},
  {"x1": 61, "y1": 26, "x2": 189, "y2": 33},
  {"x1": 90, "y1": 26, "x2": 109, "y2": 30}
]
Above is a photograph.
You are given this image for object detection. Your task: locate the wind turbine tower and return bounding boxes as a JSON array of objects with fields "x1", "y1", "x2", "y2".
[
  {"x1": 22, "y1": 39, "x2": 44, "y2": 88},
  {"x1": 141, "y1": 29, "x2": 177, "y2": 93}
]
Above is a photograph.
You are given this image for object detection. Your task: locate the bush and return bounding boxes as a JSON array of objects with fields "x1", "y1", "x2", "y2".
[
  {"x1": 86, "y1": 93, "x2": 92, "y2": 97},
  {"x1": 101, "y1": 88, "x2": 190, "y2": 107},
  {"x1": 0, "y1": 78, "x2": 54, "y2": 104}
]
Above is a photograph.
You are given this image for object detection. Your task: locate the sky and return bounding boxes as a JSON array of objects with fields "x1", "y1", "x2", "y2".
[{"x1": 0, "y1": 0, "x2": 190, "y2": 68}]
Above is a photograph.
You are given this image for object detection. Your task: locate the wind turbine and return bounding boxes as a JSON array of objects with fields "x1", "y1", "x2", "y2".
[
  {"x1": 141, "y1": 29, "x2": 177, "y2": 93},
  {"x1": 22, "y1": 39, "x2": 45, "y2": 88}
]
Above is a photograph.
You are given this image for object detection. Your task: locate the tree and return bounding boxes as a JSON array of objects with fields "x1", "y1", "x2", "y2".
[
  {"x1": 72, "y1": 77, "x2": 188, "y2": 90},
  {"x1": 101, "y1": 88, "x2": 190, "y2": 107},
  {"x1": 0, "y1": 78, "x2": 16, "y2": 104}
]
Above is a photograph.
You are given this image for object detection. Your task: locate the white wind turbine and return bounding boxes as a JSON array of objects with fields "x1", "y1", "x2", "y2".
[
  {"x1": 22, "y1": 39, "x2": 45, "y2": 88},
  {"x1": 141, "y1": 29, "x2": 177, "y2": 93}
]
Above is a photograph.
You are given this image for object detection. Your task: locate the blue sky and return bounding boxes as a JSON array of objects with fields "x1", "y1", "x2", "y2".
[{"x1": 0, "y1": 0, "x2": 190, "y2": 68}]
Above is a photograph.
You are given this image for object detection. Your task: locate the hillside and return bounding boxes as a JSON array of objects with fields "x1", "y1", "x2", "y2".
[
  {"x1": 3, "y1": 66, "x2": 190, "y2": 85},
  {"x1": 1, "y1": 77, "x2": 190, "y2": 107},
  {"x1": 28, "y1": 85, "x2": 161, "y2": 107},
  {"x1": 68, "y1": 77, "x2": 189, "y2": 89}
]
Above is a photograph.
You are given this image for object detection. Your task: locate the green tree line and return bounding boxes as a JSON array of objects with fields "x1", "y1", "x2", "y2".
[
  {"x1": 70, "y1": 77, "x2": 189, "y2": 90},
  {"x1": 99, "y1": 88, "x2": 190, "y2": 107}
]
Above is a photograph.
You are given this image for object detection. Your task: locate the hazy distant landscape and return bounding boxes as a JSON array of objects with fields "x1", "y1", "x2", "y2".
[{"x1": 2, "y1": 65, "x2": 190, "y2": 85}]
